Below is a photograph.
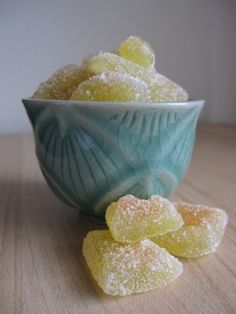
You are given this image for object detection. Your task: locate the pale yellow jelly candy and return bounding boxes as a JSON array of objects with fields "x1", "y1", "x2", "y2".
[
  {"x1": 70, "y1": 71, "x2": 150, "y2": 102},
  {"x1": 83, "y1": 52, "x2": 188, "y2": 102},
  {"x1": 152, "y1": 202, "x2": 228, "y2": 258},
  {"x1": 105, "y1": 195, "x2": 183, "y2": 243},
  {"x1": 32, "y1": 64, "x2": 89, "y2": 100},
  {"x1": 118, "y1": 36, "x2": 155, "y2": 68},
  {"x1": 82, "y1": 230, "x2": 183, "y2": 296}
]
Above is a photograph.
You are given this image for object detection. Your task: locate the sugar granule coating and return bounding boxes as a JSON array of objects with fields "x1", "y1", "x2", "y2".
[
  {"x1": 83, "y1": 52, "x2": 188, "y2": 102},
  {"x1": 70, "y1": 71, "x2": 150, "y2": 102},
  {"x1": 152, "y1": 202, "x2": 228, "y2": 258},
  {"x1": 32, "y1": 64, "x2": 89, "y2": 100},
  {"x1": 118, "y1": 36, "x2": 155, "y2": 68},
  {"x1": 82, "y1": 230, "x2": 183, "y2": 296},
  {"x1": 105, "y1": 195, "x2": 183, "y2": 243}
]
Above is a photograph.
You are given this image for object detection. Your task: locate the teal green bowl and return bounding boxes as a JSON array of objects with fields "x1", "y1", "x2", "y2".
[{"x1": 22, "y1": 99, "x2": 204, "y2": 222}]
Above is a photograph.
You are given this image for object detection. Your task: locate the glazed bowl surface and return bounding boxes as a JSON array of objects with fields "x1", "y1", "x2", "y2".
[{"x1": 22, "y1": 98, "x2": 204, "y2": 221}]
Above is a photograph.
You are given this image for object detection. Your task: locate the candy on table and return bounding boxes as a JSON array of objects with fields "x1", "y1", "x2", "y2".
[
  {"x1": 32, "y1": 64, "x2": 89, "y2": 100},
  {"x1": 70, "y1": 71, "x2": 150, "y2": 102},
  {"x1": 118, "y1": 36, "x2": 155, "y2": 68},
  {"x1": 105, "y1": 195, "x2": 183, "y2": 243},
  {"x1": 83, "y1": 52, "x2": 188, "y2": 102},
  {"x1": 82, "y1": 230, "x2": 183, "y2": 296},
  {"x1": 152, "y1": 202, "x2": 228, "y2": 258}
]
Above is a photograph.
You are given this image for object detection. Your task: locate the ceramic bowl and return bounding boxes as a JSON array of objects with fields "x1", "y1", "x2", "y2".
[{"x1": 22, "y1": 98, "x2": 204, "y2": 222}]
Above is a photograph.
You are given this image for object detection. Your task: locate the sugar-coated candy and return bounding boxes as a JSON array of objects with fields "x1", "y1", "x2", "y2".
[
  {"x1": 70, "y1": 71, "x2": 150, "y2": 102},
  {"x1": 32, "y1": 64, "x2": 89, "y2": 100},
  {"x1": 118, "y1": 36, "x2": 155, "y2": 68},
  {"x1": 105, "y1": 195, "x2": 183, "y2": 243},
  {"x1": 152, "y1": 202, "x2": 228, "y2": 258},
  {"x1": 82, "y1": 230, "x2": 183, "y2": 296},
  {"x1": 83, "y1": 52, "x2": 188, "y2": 102}
]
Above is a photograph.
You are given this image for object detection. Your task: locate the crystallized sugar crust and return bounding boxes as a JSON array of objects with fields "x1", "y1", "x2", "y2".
[
  {"x1": 82, "y1": 230, "x2": 183, "y2": 296},
  {"x1": 83, "y1": 198, "x2": 228, "y2": 296},
  {"x1": 105, "y1": 195, "x2": 183, "y2": 243},
  {"x1": 118, "y1": 35, "x2": 155, "y2": 68},
  {"x1": 83, "y1": 52, "x2": 188, "y2": 102},
  {"x1": 32, "y1": 36, "x2": 188, "y2": 102},
  {"x1": 70, "y1": 71, "x2": 150, "y2": 102},
  {"x1": 32, "y1": 64, "x2": 89, "y2": 100},
  {"x1": 152, "y1": 202, "x2": 228, "y2": 258}
]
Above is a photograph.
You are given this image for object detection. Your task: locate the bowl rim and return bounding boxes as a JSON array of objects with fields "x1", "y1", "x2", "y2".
[{"x1": 22, "y1": 98, "x2": 205, "y2": 110}]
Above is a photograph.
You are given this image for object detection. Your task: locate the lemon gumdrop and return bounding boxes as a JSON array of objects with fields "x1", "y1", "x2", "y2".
[
  {"x1": 32, "y1": 64, "x2": 89, "y2": 100},
  {"x1": 70, "y1": 71, "x2": 150, "y2": 102},
  {"x1": 152, "y1": 202, "x2": 228, "y2": 258},
  {"x1": 83, "y1": 52, "x2": 188, "y2": 102},
  {"x1": 105, "y1": 195, "x2": 183, "y2": 243},
  {"x1": 118, "y1": 36, "x2": 155, "y2": 68},
  {"x1": 82, "y1": 230, "x2": 183, "y2": 296}
]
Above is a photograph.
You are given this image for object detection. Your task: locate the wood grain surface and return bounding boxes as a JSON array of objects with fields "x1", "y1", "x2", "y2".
[{"x1": 0, "y1": 124, "x2": 236, "y2": 314}]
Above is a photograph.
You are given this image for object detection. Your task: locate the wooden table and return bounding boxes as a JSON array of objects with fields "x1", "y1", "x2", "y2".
[{"x1": 0, "y1": 124, "x2": 236, "y2": 314}]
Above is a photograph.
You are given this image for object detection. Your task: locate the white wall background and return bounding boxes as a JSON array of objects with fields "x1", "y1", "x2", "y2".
[{"x1": 0, "y1": 0, "x2": 235, "y2": 133}]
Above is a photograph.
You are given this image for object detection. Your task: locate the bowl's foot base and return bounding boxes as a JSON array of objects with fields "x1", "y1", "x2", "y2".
[{"x1": 79, "y1": 211, "x2": 106, "y2": 225}]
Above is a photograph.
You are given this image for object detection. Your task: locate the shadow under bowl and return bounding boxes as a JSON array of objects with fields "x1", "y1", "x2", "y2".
[{"x1": 22, "y1": 98, "x2": 204, "y2": 222}]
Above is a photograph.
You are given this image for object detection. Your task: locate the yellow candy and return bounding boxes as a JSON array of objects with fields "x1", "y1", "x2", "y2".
[
  {"x1": 105, "y1": 195, "x2": 183, "y2": 243},
  {"x1": 152, "y1": 202, "x2": 228, "y2": 258},
  {"x1": 32, "y1": 64, "x2": 89, "y2": 100},
  {"x1": 83, "y1": 52, "x2": 188, "y2": 102},
  {"x1": 70, "y1": 71, "x2": 150, "y2": 102},
  {"x1": 118, "y1": 36, "x2": 155, "y2": 68},
  {"x1": 82, "y1": 230, "x2": 183, "y2": 296}
]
